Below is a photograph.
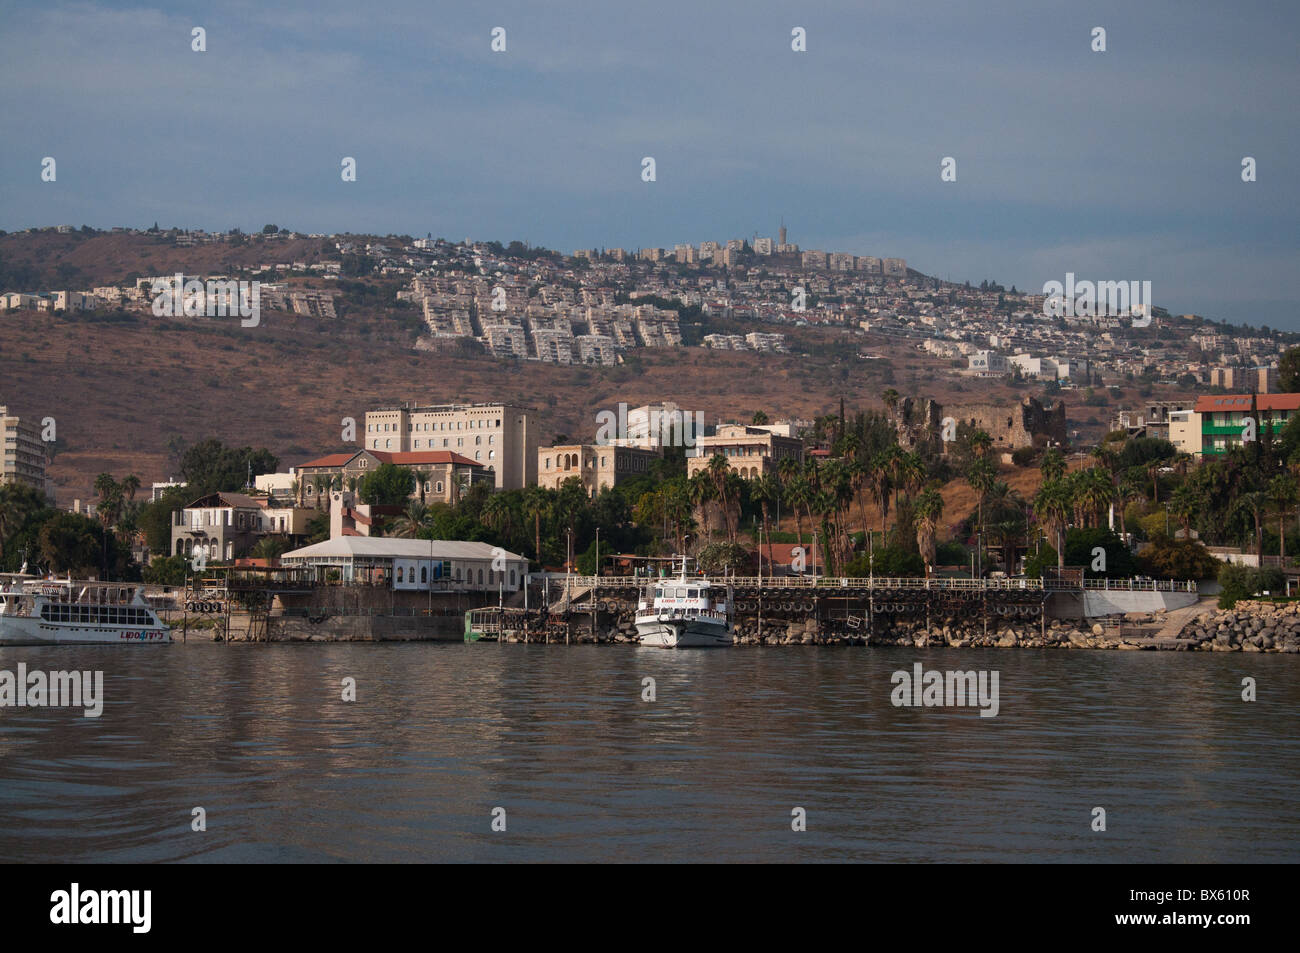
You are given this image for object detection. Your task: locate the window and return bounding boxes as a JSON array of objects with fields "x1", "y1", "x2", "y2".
[
  {"x1": 478, "y1": 568, "x2": 484, "y2": 585},
  {"x1": 421, "y1": 566, "x2": 428, "y2": 583},
  {"x1": 397, "y1": 566, "x2": 404, "y2": 582}
]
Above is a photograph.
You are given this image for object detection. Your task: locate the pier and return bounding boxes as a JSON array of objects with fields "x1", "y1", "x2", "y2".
[{"x1": 467, "y1": 575, "x2": 1199, "y2": 643}]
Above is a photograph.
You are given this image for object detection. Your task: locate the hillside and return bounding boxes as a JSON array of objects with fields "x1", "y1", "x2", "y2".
[{"x1": 0, "y1": 232, "x2": 1183, "y2": 506}]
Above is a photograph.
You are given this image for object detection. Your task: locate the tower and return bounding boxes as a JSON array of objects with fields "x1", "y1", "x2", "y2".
[{"x1": 779, "y1": 219, "x2": 787, "y2": 246}]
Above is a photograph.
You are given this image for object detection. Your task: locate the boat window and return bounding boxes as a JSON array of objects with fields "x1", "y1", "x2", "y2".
[{"x1": 687, "y1": 589, "x2": 699, "y2": 598}]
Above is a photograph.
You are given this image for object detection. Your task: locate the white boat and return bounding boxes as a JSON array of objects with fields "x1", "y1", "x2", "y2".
[
  {"x1": 0, "y1": 575, "x2": 171, "y2": 645},
  {"x1": 634, "y1": 557, "x2": 732, "y2": 648}
]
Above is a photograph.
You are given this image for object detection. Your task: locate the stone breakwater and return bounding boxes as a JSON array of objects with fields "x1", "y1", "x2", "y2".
[
  {"x1": 584, "y1": 605, "x2": 1300, "y2": 651},
  {"x1": 1176, "y1": 600, "x2": 1300, "y2": 653}
]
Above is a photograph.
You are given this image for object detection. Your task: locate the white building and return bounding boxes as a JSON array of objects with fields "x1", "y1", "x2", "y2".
[{"x1": 280, "y1": 536, "x2": 528, "y2": 592}]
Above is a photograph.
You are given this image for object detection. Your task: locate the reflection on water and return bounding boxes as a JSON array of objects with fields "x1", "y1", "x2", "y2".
[{"x1": 0, "y1": 643, "x2": 1296, "y2": 862}]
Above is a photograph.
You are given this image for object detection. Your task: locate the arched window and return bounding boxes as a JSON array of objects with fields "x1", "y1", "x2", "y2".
[
  {"x1": 421, "y1": 566, "x2": 428, "y2": 583},
  {"x1": 397, "y1": 566, "x2": 405, "y2": 583},
  {"x1": 477, "y1": 568, "x2": 484, "y2": 585},
  {"x1": 436, "y1": 481, "x2": 444, "y2": 492}
]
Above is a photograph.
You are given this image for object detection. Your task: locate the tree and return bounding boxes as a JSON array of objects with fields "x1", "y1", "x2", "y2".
[
  {"x1": 1033, "y1": 480, "x2": 1072, "y2": 571},
  {"x1": 1040, "y1": 446, "x2": 1066, "y2": 483},
  {"x1": 38, "y1": 512, "x2": 105, "y2": 575},
  {"x1": 0, "y1": 483, "x2": 54, "y2": 570},
  {"x1": 912, "y1": 484, "x2": 945, "y2": 571},
  {"x1": 521, "y1": 485, "x2": 552, "y2": 564},
  {"x1": 390, "y1": 502, "x2": 432, "y2": 538},
  {"x1": 1269, "y1": 473, "x2": 1298, "y2": 558},
  {"x1": 1279, "y1": 346, "x2": 1300, "y2": 393},
  {"x1": 179, "y1": 439, "x2": 279, "y2": 496},
  {"x1": 357, "y1": 464, "x2": 415, "y2": 506}
]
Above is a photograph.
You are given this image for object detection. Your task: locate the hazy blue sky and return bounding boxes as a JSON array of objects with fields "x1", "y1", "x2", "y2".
[{"x1": 1, "y1": 0, "x2": 1297, "y2": 327}]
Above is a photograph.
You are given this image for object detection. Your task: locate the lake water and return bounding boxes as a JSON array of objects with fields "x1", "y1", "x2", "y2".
[{"x1": 1, "y1": 643, "x2": 1296, "y2": 862}]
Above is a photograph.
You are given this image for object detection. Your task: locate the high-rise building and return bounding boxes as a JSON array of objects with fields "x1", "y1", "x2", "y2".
[
  {"x1": 0, "y1": 405, "x2": 50, "y2": 498},
  {"x1": 364, "y1": 403, "x2": 539, "y2": 489}
]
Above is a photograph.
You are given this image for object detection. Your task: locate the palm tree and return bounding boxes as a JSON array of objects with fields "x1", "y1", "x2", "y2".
[
  {"x1": 1040, "y1": 446, "x2": 1066, "y2": 484},
  {"x1": 786, "y1": 474, "x2": 815, "y2": 549},
  {"x1": 414, "y1": 469, "x2": 430, "y2": 505},
  {"x1": 869, "y1": 451, "x2": 893, "y2": 539},
  {"x1": 121, "y1": 474, "x2": 141, "y2": 503},
  {"x1": 753, "y1": 473, "x2": 781, "y2": 576},
  {"x1": 687, "y1": 471, "x2": 715, "y2": 543},
  {"x1": 966, "y1": 457, "x2": 997, "y2": 543},
  {"x1": 984, "y1": 482, "x2": 1028, "y2": 572},
  {"x1": 706, "y1": 455, "x2": 736, "y2": 541},
  {"x1": 391, "y1": 501, "x2": 431, "y2": 538},
  {"x1": 1033, "y1": 480, "x2": 1072, "y2": 572},
  {"x1": 1232, "y1": 491, "x2": 1268, "y2": 559},
  {"x1": 1115, "y1": 472, "x2": 1144, "y2": 537},
  {"x1": 1076, "y1": 466, "x2": 1115, "y2": 529},
  {"x1": 881, "y1": 388, "x2": 900, "y2": 413},
  {"x1": 521, "y1": 485, "x2": 551, "y2": 565},
  {"x1": 1269, "y1": 473, "x2": 1298, "y2": 559},
  {"x1": 912, "y1": 484, "x2": 945, "y2": 572},
  {"x1": 969, "y1": 429, "x2": 993, "y2": 460},
  {"x1": 93, "y1": 473, "x2": 123, "y2": 532}
]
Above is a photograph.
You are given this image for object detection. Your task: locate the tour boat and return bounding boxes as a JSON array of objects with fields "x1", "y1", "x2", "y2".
[
  {"x1": 0, "y1": 575, "x2": 171, "y2": 645},
  {"x1": 634, "y1": 557, "x2": 733, "y2": 648}
]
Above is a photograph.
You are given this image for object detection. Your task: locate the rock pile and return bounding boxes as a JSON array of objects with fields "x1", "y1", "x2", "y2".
[{"x1": 1175, "y1": 600, "x2": 1300, "y2": 653}]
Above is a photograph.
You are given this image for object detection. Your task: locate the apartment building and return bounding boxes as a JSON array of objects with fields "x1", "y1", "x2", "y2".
[
  {"x1": 0, "y1": 405, "x2": 50, "y2": 497},
  {"x1": 364, "y1": 403, "x2": 538, "y2": 489},
  {"x1": 575, "y1": 334, "x2": 617, "y2": 366},
  {"x1": 537, "y1": 443, "x2": 662, "y2": 496},
  {"x1": 480, "y1": 323, "x2": 529, "y2": 360},
  {"x1": 1168, "y1": 409, "x2": 1203, "y2": 455},
  {"x1": 1195, "y1": 393, "x2": 1300, "y2": 455},
  {"x1": 686, "y1": 424, "x2": 804, "y2": 480},
  {"x1": 1207, "y1": 366, "x2": 1275, "y2": 392}
]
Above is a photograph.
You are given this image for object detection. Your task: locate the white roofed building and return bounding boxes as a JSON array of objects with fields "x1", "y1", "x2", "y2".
[{"x1": 280, "y1": 536, "x2": 528, "y2": 592}]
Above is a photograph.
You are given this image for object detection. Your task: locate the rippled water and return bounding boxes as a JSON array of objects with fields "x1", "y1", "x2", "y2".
[{"x1": 0, "y1": 643, "x2": 1296, "y2": 862}]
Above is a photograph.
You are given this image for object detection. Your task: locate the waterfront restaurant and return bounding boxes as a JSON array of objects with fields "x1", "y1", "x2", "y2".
[{"x1": 280, "y1": 536, "x2": 528, "y2": 592}]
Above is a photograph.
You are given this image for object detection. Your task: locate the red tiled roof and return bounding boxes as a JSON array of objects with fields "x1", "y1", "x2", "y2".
[
  {"x1": 375, "y1": 450, "x2": 481, "y2": 468},
  {"x1": 296, "y1": 452, "x2": 357, "y2": 468},
  {"x1": 1194, "y1": 393, "x2": 1300, "y2": 413}
]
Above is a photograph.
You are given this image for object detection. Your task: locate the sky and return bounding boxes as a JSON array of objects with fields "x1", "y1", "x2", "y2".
[{"x1": 1, "y1": 0, "x2": 1297, "y2": 328}]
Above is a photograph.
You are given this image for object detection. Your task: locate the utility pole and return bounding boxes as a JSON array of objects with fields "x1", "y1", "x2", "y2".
[{"x1": 592, "y1": 526, "x2": 600, "y2": 642}]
